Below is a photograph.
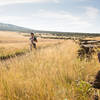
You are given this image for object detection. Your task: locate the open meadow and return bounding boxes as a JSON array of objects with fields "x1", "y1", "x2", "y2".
[
  {"x1": 0, "y1": 31, "x2": 100, "y2": 100},
  {"x1": 0, "y1": 32, "x2": 63, "y2": 60}
]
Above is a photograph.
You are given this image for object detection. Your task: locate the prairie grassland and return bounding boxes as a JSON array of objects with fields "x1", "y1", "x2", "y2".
[
  {"x1": 0, "y1": 31, "x2": 63, "y2": 59},
  {"x1": 0, "y1": 31, "x2": 29, "y2": 59},
  {"x1": 0, "y1": 35, "x2": 100, "y2": 100}
]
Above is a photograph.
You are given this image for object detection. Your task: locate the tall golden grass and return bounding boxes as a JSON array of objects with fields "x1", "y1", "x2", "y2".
[
  {"x1": 0, "y1": 39, "x2": 100, "y2": 100},
  {"x1": 0, "y1": 31, "x2": 63, "y2": 59}
]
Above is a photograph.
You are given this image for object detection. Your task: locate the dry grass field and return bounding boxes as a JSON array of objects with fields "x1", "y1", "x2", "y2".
[
  {"x1": 0, "y1": 31, "x2": 63, "y2": 59},
  {"x1": 0, "y1": 31, "x2": 100, "y2": 100}
]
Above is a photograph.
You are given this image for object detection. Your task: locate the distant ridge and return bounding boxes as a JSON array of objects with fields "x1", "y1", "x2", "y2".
[
  {"x1": 0, "y1": 23, "x2": 35, "y2": 33},
  {"x1": 0, "y1": 23, "x2": 66, "y2": 33},
  {"x1": 0, "y1": 23, "x2": 72, "y2": 34},
  {"x1": 0, "y1": 23, "x2": 99, "y2": 36}
]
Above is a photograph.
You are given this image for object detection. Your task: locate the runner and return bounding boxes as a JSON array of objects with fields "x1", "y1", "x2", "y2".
[{"x1": 30, "y1": 32, "x2": 38, "y2": 50}]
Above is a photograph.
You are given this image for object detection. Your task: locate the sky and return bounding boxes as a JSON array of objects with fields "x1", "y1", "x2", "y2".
[{"x1": 0, "y1": 0, "x2": 100, "y2": 33}]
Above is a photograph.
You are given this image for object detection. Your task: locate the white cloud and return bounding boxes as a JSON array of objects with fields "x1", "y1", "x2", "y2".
[
  {"x1": 0, "y1": 16, "x2": 29, "y2": 25},
  {"x1": 0, "y1": 7, "x2": 99, "y2": 32},
  {"x1": 0, "y1": 10, "x2": 92, "y2": 32},
  {"x1": 32, "y1": 10, "x2": 92, "y2": 32},
  {"x1": 33, "y1": 10, "x2": 79, "y2": 20},
  {"x1": 84, "y1": 7, "x2": 99, "y2": 19},
  {"x1": 74, "y1": 0, "x2": 93, "y2": 1},
  {"x1": 0, "y1": 0, "x2": 60, "y2": 5},
  {"x1": 32, "y1": 10, "x2": 91, "y2": 25}
]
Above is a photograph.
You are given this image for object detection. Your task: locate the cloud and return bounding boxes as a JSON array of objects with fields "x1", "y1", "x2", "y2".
[
  {"x1": 84, "y1": 7, "x2": 99, "y2": 19},
  {"x1": 74, "y1": 0, "x2": 93, "y2": 2},
  {"x1": 0, "y1": 0, "x2": 60, "y2": 5},
  {"x1": 32, "y1": 10, "x2": 92, "y2": 32},
  {"x1": 0, "y1": 10, "x2": 92, "y2": 32},
  {"x1": 0, "y1": 6, "x2": 99, "y2": 32},
  {"x1": 32, "y1": 10, "x2": 90, "y2": 25}
]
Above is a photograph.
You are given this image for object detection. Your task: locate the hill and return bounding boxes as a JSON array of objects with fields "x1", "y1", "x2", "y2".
[
  {"x1": 0, "y1": 23, "x2": 34, "y2": 33},
  {"x1": 0, "y1": 23, "x2": 100, "y2": 37}
]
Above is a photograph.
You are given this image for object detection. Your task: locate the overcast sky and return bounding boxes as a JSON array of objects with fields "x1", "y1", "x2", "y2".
[{"x1": 0, "y1": 0, "x2": 100, "y2": 33}]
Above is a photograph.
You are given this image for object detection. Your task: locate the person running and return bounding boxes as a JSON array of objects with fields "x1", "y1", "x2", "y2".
[{"x1": 30, "y1": 32, "x2": 38, "y2": 50}]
